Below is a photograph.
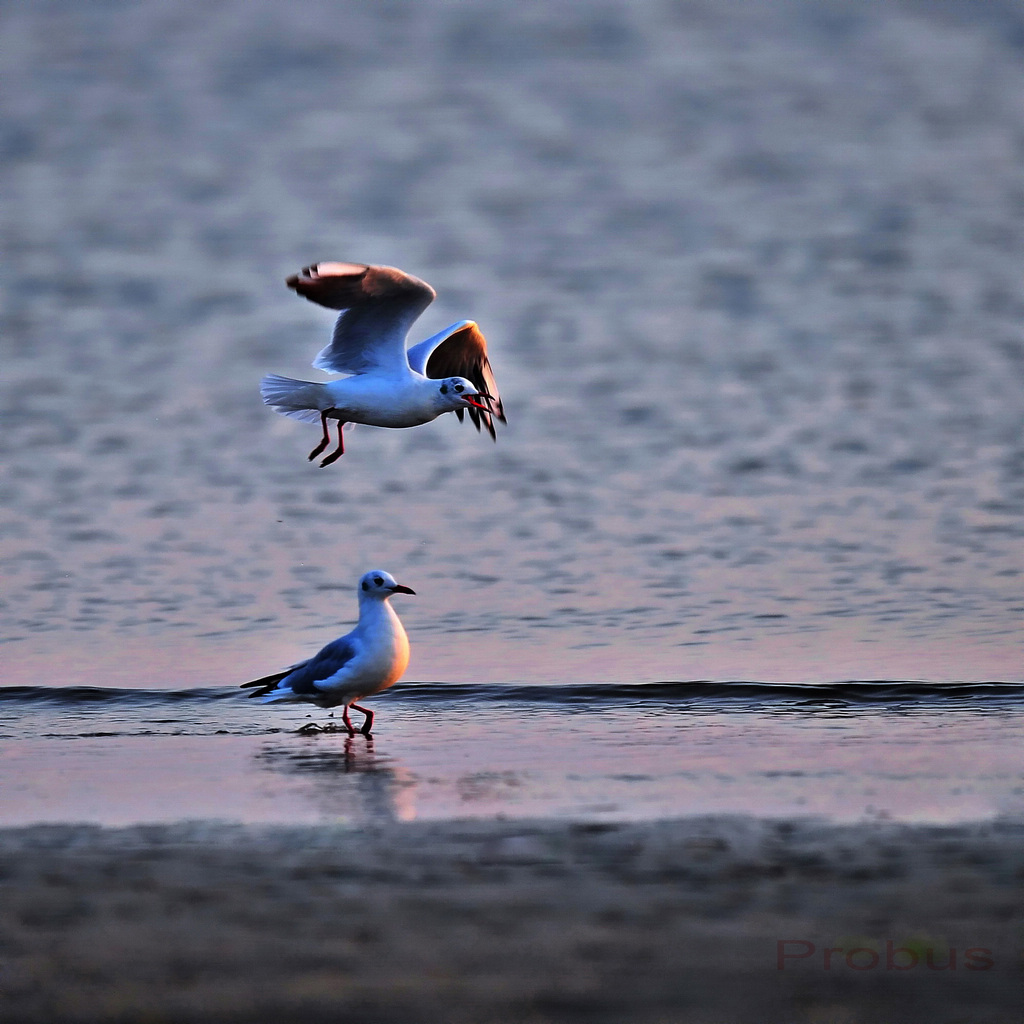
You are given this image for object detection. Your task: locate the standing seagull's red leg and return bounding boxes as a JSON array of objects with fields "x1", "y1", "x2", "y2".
[
  {"x1": 319, "y1": 422, "x2": 347, "y2": 467},
  {"x1": 341, "y1": 705, "x2": 356, "y2": 737},
  {"x1": 308, "y1": 411, "x2": 333, "y2": 462},
  {"x1": 350, "y1": 702, "x2": 374, "y2": 736}
]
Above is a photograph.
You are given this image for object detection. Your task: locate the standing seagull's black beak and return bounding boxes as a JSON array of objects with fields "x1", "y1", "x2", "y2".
[{"x1": 390, "y1": 584, "x2": 416, "y2": 595}]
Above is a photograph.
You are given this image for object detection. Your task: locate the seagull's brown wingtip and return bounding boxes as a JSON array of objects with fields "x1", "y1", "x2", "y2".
[{"x1": 285, "y1": 266, "x2": 315, "y2": 289}]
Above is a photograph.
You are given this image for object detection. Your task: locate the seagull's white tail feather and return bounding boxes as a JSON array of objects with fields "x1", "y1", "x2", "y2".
[
  {"x1": 259, "y1": 687, "x2": 301, "y2": 704},
  {"x1": 260, "y1": 374, "x2": 327, "y2": 423}
]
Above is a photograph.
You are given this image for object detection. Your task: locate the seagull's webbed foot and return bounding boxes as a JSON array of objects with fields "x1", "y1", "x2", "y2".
[
  {"x1": 340, "y1": 706, "x2": 357, "y2": 737},
  {"x1": 319, "y1": 421, "x2": 347, "y2": 467},
  {"x1": 351, "y1": 701, "x2": 374, "y2": 737}
]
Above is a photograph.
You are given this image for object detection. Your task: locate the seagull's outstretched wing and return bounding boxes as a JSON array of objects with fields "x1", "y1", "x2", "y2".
[
  {"x1": 407, "y1": 320, "x2": 507, "y2": 439},
  {"x1": 287, "y1": 262, "x2": 436, "y2": 376},
  {"x1": 240, "y1": 638, "x2": 356, "y2": 699}
]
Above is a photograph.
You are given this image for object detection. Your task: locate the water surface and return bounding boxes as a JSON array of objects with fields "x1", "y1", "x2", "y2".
[{"x1": 3, "y1": 683, "x2": 1023, "y2": 826}]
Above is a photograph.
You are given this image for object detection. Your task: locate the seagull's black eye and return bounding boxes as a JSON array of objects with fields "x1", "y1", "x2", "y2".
[
  {"x1": 374, "y1": 576, "x2": 384, "y2": 586},
  {"x1": 454, "y1": 383, "x2": 464, "y2": 393},
  {"x1": 362, "y1": 581, "x2": 369, "y2": 591},
  {"x1": 440, "y1": 384, "x2": 448, "y2": 395}
]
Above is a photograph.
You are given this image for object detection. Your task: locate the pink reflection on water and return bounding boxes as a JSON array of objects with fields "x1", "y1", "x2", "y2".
[{"x1": 2, "y1": 703, "x2": 1023, "y2": 826}]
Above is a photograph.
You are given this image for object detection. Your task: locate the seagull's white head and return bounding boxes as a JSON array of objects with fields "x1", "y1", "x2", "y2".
[
  {"x1": 358, "y1": 569, "x2": 416, "y2": 600},
  {"x1": 434, "y1": 376, "x2": 494, "y2": 415}
]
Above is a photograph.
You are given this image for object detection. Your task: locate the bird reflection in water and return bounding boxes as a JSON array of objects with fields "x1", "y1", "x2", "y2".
[{"x1": 255, "y1": 735, "x2": 417, "y2": 822}]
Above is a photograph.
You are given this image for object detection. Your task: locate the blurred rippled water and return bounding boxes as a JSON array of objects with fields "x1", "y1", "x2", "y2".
[{"x1": 2, "y1": 0, "x2": 1023, "y2": 687}]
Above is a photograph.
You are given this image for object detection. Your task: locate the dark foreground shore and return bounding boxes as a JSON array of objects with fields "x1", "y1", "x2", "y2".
[{"x1": 1, "y1": 816, "x2": 1022, "y2": 1023}]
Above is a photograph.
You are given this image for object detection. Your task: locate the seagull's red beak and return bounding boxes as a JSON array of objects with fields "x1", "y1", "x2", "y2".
[
  {"x1": 462, "y1": 392, "x2": 495, "y2": 412},
  {"x1": 390, "y1": 584, "x2": 416, "y2": 595}
]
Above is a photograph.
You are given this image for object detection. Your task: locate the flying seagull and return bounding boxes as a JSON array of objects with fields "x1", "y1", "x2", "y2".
[
  {"x1": 262, "y1": 261, "x2": 506, "y2": 465},
  {"x1": 240, "y1": 569, "x2": 415, "y2": 736}
]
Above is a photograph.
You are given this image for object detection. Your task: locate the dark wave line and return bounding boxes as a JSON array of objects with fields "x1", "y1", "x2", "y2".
[
  {"x1": 394, "y1": 680, "x2": 1024, "y2": 704},
  {"x1": 4, "y1": 680, "x2": 1024, "y2": 707},
  {"x1": 0, "y1": 685, "x2": 235, "y2": 705}
]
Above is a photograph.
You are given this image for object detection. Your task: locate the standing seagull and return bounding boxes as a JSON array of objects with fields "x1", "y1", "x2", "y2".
[
  {"x1": 240, "y1": 570, "x2": 415, "y2": 736},
  {"x1": 262, "y1": 261, "x2": 506, "y2": 465}
]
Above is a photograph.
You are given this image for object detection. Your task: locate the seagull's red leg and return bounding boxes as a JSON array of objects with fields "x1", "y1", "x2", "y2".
[
  {"x1": 341, "y1": 705, "x2": 356, "y2": 737},
  {"x1": 308, "y1": 412, "x2": 332, "y2": 461},
  {"x1": 351, "y1": 702, "x2": 374, "y2": 736},
  {"x1": 319, "y1": 422, "x2": 347, "y2": 467}
]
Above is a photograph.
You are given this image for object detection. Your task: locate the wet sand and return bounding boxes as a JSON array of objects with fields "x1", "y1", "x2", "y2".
[{"x1": 1, "y1": 816, "x2": 1022, "y2": 1023}]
